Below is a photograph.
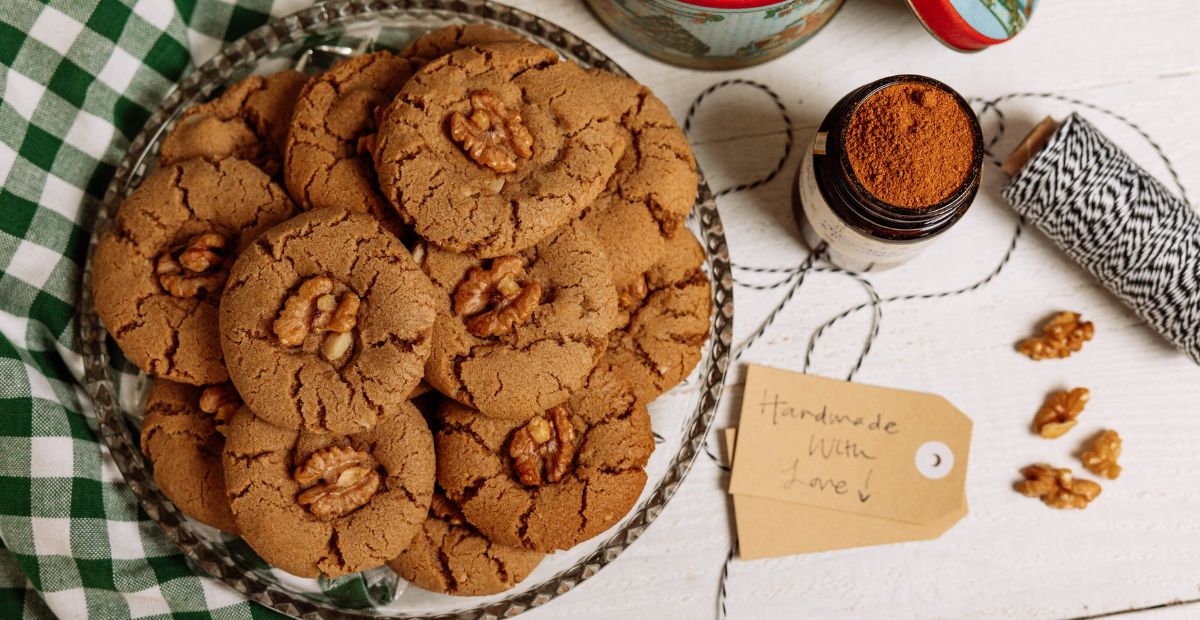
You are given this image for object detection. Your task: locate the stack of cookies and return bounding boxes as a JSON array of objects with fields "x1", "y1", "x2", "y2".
[{"x1": 93, "y1": 24, "x2": 711, "y2": 597}]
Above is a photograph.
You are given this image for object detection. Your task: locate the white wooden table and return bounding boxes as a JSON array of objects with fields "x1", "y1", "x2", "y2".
[{"x1": 504, "y1": 1, "x2": 1200, "y2": 618}]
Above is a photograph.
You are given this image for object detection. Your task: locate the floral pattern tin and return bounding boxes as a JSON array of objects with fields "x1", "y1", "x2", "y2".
[{"x1": 584, "y1": 0, "x2": 845, "y2": 69}]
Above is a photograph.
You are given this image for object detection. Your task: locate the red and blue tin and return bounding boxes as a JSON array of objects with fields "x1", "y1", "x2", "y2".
[{"x1": 905, "y1": 0, "x2": 1037, "y2": 52}]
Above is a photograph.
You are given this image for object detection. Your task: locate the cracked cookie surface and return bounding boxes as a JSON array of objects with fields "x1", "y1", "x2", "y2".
[
  {"x1": 93, "y1": 158, "x2": 297, "y2": 385},
  {"x1": 399, "y1": 23, "x2": 523, "y2": 68},
  {"x1": 602, "y1": 229, "x2": 711, "y2": 404},
  {"x1": 421, "y1": 220, "x2": 618, "y2": 420},
  {"x1": 161, "y1": 71, "x2": 308, "y2": 176},
  {"x1": 219, "y1": 208, "x2": 437, "y2": 434},
  {"x1": 374, "y1": 40, "x2": 626, "y2": 257},
  {"x1": 140, "y1": 379, "x2": 238, "y2": 534},
  {"x1": 580, "y1": 73, "x2": 698, "y2": 288},
  {"x1": 284, "y1": 51, "x2": 414, "y2": 228},
  {"x1": 387, "y1": 491, "x2": 542, "y2": 595},
  {"x1": 435, "y1": 364, "x2": 653, "y2": 552},
  {"x1": 223, "y1": 401, "x2": 434, "y2": 578}
]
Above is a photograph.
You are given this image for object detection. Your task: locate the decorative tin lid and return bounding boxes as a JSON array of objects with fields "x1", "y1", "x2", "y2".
[{"x1": 906, "y1": 0, "x2": 1036, "y2": 52}]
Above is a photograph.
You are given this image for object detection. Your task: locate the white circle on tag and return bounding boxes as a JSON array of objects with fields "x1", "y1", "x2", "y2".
[{"x1": 915, "y1": 441, "x2": 954, "y2": 480}]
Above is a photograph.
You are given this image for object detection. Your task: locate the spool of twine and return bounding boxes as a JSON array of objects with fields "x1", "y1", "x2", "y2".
[{"x1": 1003, "y1": 112, "x2": 1200, "y2": 363}]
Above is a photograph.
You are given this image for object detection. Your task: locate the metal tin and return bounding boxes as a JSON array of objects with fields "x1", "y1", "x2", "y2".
[
  {"x1": 905, "y1": 0, "x2": 1036, "y2": 52},
  {"x1": 584, "y1": 0, "x2": 845, "y2": 69}
]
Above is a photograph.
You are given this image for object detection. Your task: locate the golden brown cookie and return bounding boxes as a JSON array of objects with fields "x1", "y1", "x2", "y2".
[
  {"x1": 374, "y1": 40, "x2": 626, "y2": 257},
  {"x1": 284, "y1": 51, "x2": 413, "y2": 226},
  {"x1": 140, "y1": 379, "x2": 239, "y2": 534},
  {"x1": 92, "y1": 158, "x2": 296, "y2": 385},
  {"x1": 219, "y1": 208, "x2": 437, "y2": 434},
  {"x1": 436, "y1": 365, "x2": 653, "y2": 552},
  {"x1": 399, "y1": 23, "x2": 524, "y2": 68},
  {"x1": 603, "y1": 229, "x2": 711, "y2": 403},
  {"x1": 160, "y1": 71, "x2": 308, "y2": 175},
  {"x1": 581, "y1": 74, "x2": 698, "y2": 288},
  {"x1": 420, "y1": 220, "x2": 618, "y2": 420},
  {"x1": 223, "y1": 402, "x2": 434, "y2": 578},
  {"x1": 388, "y1": 491, "x2": 542, "y2": 596}
]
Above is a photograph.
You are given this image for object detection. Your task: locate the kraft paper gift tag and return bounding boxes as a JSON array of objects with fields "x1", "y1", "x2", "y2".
[{"x1": 725, "y1": 364, "x2": 971, "y2": 560}]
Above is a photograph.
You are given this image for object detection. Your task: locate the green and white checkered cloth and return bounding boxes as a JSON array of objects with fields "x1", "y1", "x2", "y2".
[{"x1": 0, "y1": 1, "x2": 331, "y2": 617}]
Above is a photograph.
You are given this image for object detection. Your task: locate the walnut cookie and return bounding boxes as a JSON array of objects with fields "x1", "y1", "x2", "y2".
[
  {"x1": 387, "y1": 491, "x2": 543, "y2": 596},
  {"x1": 160, "y1": 71, "x2": 308, "y2": 176},
  {"x1": 436, "y1": 365, "x2": 654, "y2": 552},
  {"x1": 602, "y1": 228, "x2": 712, "y2": 404},
  {"x1": 580, "y1": 72, "x2": 698, "y2": 289},
  {"x1": 140, "y1": 379, "x2": 241, "y2": 534},
  {"x1": 219, "y1": 208, "x2": 437, "y2": 434},
  {"x1": 222, "y1": 401, "x2": 435, "y2": 578},
  {"x1": 373, "y1": 40, "x2": 626, "y2": 257},
  {"x1": 92, "y1": 158, "x2": 296, "y2": 385},
  {"x1": 420, "y1": 220, "x2": 619, "y2": 420},
  {"x1": 284, "y1": 51, "x2": 415, "y2": 225},
  {"x1": 399, "y1": 23, "x2": 524, "y2": 69}
]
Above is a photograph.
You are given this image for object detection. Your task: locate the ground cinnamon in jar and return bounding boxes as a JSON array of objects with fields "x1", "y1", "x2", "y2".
[{"x1": 845, "y1": 82, "x2": 974, "y2": 209}]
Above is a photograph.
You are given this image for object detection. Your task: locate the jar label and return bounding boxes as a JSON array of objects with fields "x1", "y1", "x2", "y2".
[{"x1": 798, "y1": 143, "x2": 930, "y2": 272}]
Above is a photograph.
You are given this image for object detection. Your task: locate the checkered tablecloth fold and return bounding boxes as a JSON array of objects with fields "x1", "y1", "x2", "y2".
[{"x1": 0, "y1": 1, "x2": 311, "y2": 617}]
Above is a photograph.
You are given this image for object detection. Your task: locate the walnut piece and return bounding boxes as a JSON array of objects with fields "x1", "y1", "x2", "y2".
[
  {"x1": 1016, "y1": 464, "x2": 1102, "y2": 509},
  {"x1": 618, "y1": 275, "x2": 648, "y2": 312},
  {"x1": 449, "y1": 90, "x2": 533, "y2": 173},
  {"x1": 1082, "y1": 429, "x2": 1123, "y2": 480},
  {"x1": 272, "y1": 276, "x2": 361, "y2": 360},
  {"x1": 294, "y1": 445, "x2": 381, "y2": 520},
  {"x1": 1033, "y1": 387, "x2": 1090, "y2": 439},
  {"x1": 430, "y1": 491, "x2": 466, "y2": 526},
  {"x1": 453, "y1": 256, "x2": 542, "y2": 338},
  {"x1": 509, "y1": 406, "x2": 577, "y2": 486},
  {"x1": 156, "y1": 233, "x2": 229, "y2": 298},
  {"x1": 198, "y1": 383, "x2": 240, "y2": 435},
  {"x1": 1017, "y1": 311, "x2": 1095, "y2": 360}
]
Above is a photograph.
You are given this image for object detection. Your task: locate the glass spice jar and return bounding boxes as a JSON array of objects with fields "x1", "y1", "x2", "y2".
[{"x1": 795, "y1": 74, "x2": 984, "y2": 272}]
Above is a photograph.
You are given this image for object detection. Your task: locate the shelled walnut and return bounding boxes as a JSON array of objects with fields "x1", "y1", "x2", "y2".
[
  {"x1": 272, "y1": 276, "x2": 361, "y2": 361},
  {"x1": 509, "y1": 406, "x2": 577, "y2": 486},
  {"x1": 453, "y1": 256, "x2": 542, "y2": 337},
  {"x1": 1016, "y1": 464, "x2": 1102, "y2": 509},
  {"x1": 1082, "y1": 429, "x2": 1123, "y2": 480},
  {"x1": 449, "y1": 90, "x2": 533, "y2": 173},
  {"x1": 429, "y1": 491, "x2": 466, "y2": 525},
  {"x1": 1032, "y1": 387, "x2": 1090, "y2": 439},
  {"x1": 198, "y1": 383, "x2": 240, "y2": 435},
  {"x1": 1017, "y1": 311, "x2": 1095, "y2": 360},
  {"x1": 294, "y1": 445, "x2": 381, "y2": 520},
  {"x1": 156, "y1": 232, "x2": 230, "y2": 298}
]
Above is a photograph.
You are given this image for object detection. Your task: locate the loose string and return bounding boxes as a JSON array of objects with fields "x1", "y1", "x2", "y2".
[
  {"x1": 684, "y1": 79, "x2": 794, "y2": 199},
  {"x1": 686, "y1": 80, "x2": 1192, "y2": 620}
]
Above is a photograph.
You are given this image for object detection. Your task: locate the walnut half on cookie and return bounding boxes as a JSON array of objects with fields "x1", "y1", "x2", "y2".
[
  {"x1": 420, "y1": 220, "x2": 618, "y2": 420},
  {"x1": 436, "y1": 365, "x2": 654, "y2": 552},
  {"x1": 92, "y1": 158, "x2": 296, "y2": 385},
  {"x1": 223, "y1": 401, "x2": 434, "y2": 578},
  {"x1": 220, "y1": 208, "x2": 437, "y2": 434}
]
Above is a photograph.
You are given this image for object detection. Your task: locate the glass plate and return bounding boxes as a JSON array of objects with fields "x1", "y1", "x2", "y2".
[{"x1": 77, "y1": 1, "x2": 733, "y2": 617}]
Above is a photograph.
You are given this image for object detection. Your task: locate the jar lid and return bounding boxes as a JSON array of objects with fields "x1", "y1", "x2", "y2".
[{"x1": 905, "y1": 0, "x2": 1036, "y2": 52}]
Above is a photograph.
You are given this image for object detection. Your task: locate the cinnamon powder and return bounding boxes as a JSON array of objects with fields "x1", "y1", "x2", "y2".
[{"x1": 845, "y1": 82, "x2": 974, "y2": 209}]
